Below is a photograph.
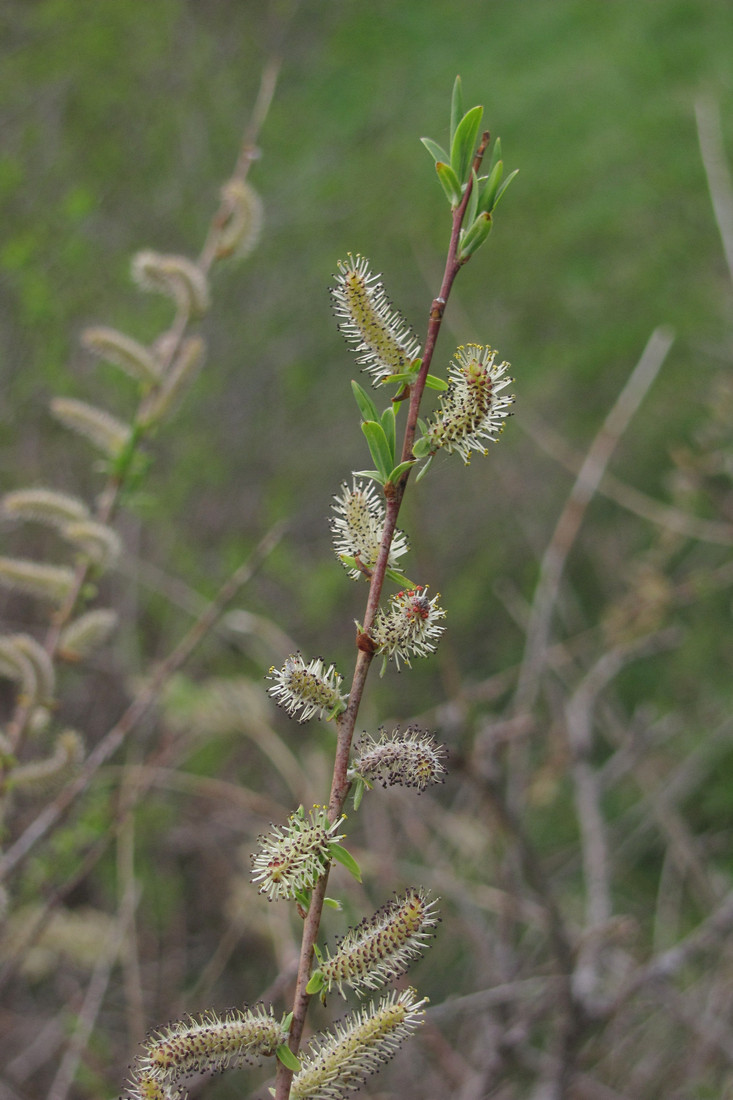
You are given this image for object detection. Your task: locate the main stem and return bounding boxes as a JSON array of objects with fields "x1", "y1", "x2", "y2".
[{"x1": 274, "y1": 136, "x2": 489, "y2": 1100}]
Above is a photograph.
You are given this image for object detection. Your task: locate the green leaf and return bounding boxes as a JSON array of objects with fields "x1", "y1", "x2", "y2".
[
  {"x1": 421, "y1": 136, "x2": 449, "y2": 164},
  {"x1": 450, "y1": 75, "x2": 464, "y2": 144},
  {"x1": 450, "y1": 105, "x2": 483, "y2": 186},
  {"x1": 380, "y1": 406, "x2": 396, "y2": 466},
  {"x1": 362, "y1": 420, "x2": 393, "y2": 482},
  {"x1": 352, "y1": 468, "x2": 382, "y2": 483},
  {"x1": 295, "y1": 888, "x2": 311, "y2": 910},
  {"x1": 352, "y1": 778, "x2": 366, "y2": 811},
  {"x1": 412, "y1": 436, "x2": 433, "y2": 459},
  {"x1": 487, "y1": 136, "x2": 502, "y2": 176},
  {"x1": 380, "y1": 371, "x2": 417, "y2": 386},
  {"x1": 435, "y1": 161, "x2": 463, "y2": 207},
  {"x1": 388, "y1": 459, "x2": 416, "y2": 483},
  {"x1": 385, "y1": 566, "x2": 418, "y2": 588},
  {"x1": 352, "y1": 380, "x2": 379, "y2": 422},
  {"x1": 276, "y1": 1045, "x2": 301, "y2": 1072},
  {"x1": 306, "y1": 970, "x2": 326, "y2": 994},
  {"x1": 424, "y1": 374, "x2": 449, "y2": 391},
  {"x1": 415, "y1": 454, "x2": 435, "y2": 482},
  {"x1": 458, "y1": 211, "x2": 493, "y2": 261},
  {"x1": 477, "y1": 157, "x2": 505, "y2": 215},
  {"x1": 465, "y1": 168, "x2": 479, "y2": 228},
  {"x1": 323, "y1": 896, "x2": 343, "y2": 910},
  {"x1": 493, "y1": 168, "x2": 519, "y2": 210},
  {"x1": 329, "y1": 842, "x2": 362, "y2": 882}
]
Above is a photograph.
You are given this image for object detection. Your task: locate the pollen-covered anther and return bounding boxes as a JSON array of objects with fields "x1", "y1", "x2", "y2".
[
  {"x1": 317, "y1": 888, "x2": 440, "y2": 997},
  {"x1": 371, "y1": 586, "x2": 446, "y2": 669},
  {"x1": 291, "y1": 987, "x2": 428, "y2": 1100},
  {"x1": 424, "y1": 343, "x2": 515, "y2": 463},
  {"x1": 330, "y1": 253, "x2": 421, "y2": 386},
  {"x1": 251, "y1": 806, "x2": 346, "y2": 902},
  {"x1": 354, "y1": 726, "x2": 447, "y2": 792},
  {"x1": 329, "y1": 479, "x2": 408, "y2": 580},
  {"x1": 267, "y1": 652, "x2": 347, "y2": 723}
]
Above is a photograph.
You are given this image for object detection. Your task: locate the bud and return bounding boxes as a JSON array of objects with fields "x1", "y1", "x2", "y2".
[
  {"x1": 331, "y1": 254, "x2": 421, "y2": 386},
  {"x1": 267, "y1": 653, "x2": 347, "y2": 723}
]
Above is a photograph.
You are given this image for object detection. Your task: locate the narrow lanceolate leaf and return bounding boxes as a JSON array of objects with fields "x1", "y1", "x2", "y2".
[
  {"x1": 1, "y1": 488, "x2": 89, "y2": 529},
  {"x1": 450, "y1": 104, "x2": 483, "y2": 186},
  {"x1": 493, "y1": 167, "x2": 520, "y2": 210},
  {"x1": 458, "y1": 211, "x2": 493, "y2": 261},
  {"x1": 328, "y1": 843, "x2": 362, "y2": 882},
  {"x1": 380, "y1": 406, "x2": 396, "y2": 466},
  {"x1": 331, "y1": 254, "x2": 421, "y2": 386},
  {"x1": 351, "y1": 380, "x2": 380, "y2": 423},
  {"x1": 420, "y1": 136, "x2": 449, "y2": 164},
  {"x1": 362, "y1": 421, "x2": 393, "y2": 484},
  {"x1": 58, "y1": 609, "x2": 119, "y2": 661},
  {"x1": 81, "y1": 326, "x2": 163, "y2": 386},
  {"x1": 276, "y1": 1044, "x2": 302, "y2": 1072},
  {"x1": 291, "y1": 988, "x2": 427, "y2": 1100},
  {"x1": 126, "y1": 1004, "x2": 287, "y2": 1096},
  {"x1": 0, "y1": 557, "x2": 76, "y2": 604},
  {"x1": 477, "y1": 157, "x2": 504, "y2": 215},
  {"x1": 315, "y1": 889, "x2": 439, "y2": 997},
  {"x1": 450, "y1": 75, "x2": 465, "y2": 144},
  {"x1": 50, "y1": 397, "x2": 131, "y2": 458},
  {"x1": 435, "y1": 161, "x2": 463, "y2": 207}
]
